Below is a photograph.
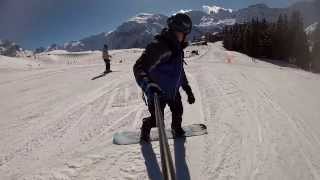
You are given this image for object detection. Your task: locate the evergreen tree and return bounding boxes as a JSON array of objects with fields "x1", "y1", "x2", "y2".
[
  {"x1": 312, "y1": 25, "x2": 320, "y2": 72},
  {"x1": 274, "y1": 14, "x2": 284, "y2": 59},
  {"x1": 222, "y1": 13, "x2": 311, "y2": 71},
  {"x1": 289, "y1": 11, "x2": 310, "y2": 68},
  {"x1": 251, "y1": 18, "x2": 259, "y2": 58},
  {"x1": 282, "y1": 14, "x2": 290, "y2": 60}
]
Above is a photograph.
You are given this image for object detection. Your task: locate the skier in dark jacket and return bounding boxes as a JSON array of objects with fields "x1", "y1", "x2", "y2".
[
  {"x1": 133, "y1": 13, "x2": 195, "y2": 143},
  {"x1": 102, "y1": 44, "x2": 112, "y2": 73}
]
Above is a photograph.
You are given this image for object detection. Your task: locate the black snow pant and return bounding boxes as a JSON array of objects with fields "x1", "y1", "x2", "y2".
[
  {"x1": 104, "y1": 59, "x2": 110, "y2": 71},
  {"x1": 143, "y1": 93, "x2": 183, "y2": 129}
]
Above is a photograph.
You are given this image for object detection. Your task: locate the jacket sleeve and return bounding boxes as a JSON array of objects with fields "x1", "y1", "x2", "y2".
[
  {"x1": 102, "y1": 49, "x2": 109, "y2": 59},
  {"x1": 133, "y1": 41, "x2": 171, "y2": 92},
  {"x1": 181, "y1": 67, "x2": 193, "y2": 95}
]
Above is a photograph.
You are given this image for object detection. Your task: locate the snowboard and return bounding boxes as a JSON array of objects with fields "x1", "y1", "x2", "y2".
[{"x1": 113, "y1": 124, "x2": 207, "y2": 145}]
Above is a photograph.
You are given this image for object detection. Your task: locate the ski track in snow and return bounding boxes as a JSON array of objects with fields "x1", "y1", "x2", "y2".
[{"x1": 1, "y1": 42, "x2": 320, "y2": 179}]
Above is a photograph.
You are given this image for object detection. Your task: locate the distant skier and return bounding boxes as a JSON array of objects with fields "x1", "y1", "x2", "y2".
[
  {"x1": 102, "y1": 44, "x2": 112, "y2": 73},
  {"x1": 133, "y1": 13, "x2": 195, "y2": 143}
]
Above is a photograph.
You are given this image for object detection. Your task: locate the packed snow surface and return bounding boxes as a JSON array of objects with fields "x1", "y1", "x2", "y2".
[
  {"x1": 1, "y1": 42, "x2": 320, "y2": 179},
  {"x1": 0, "y1": 55, "x2": 40, "y2": 70}
]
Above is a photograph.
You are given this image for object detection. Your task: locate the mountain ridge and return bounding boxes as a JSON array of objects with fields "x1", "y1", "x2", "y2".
[
  {"x1": 48, "y1": 2, "x2": 317, "y2": 52},
  {"x1": 2, "y1": 2, "x2": 318, "y2": 55}
]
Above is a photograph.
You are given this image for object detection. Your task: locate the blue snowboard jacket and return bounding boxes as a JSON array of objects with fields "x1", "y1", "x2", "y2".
[{"x1": 133, "y1": 29, "x2": 193, "y2": 101}]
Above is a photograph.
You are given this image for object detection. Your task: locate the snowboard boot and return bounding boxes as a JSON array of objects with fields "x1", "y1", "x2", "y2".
[
  {"x1": 104, "y1": 61, "x2": 111, "y2": 74},
  {"x1": 140, "y1": 118, "x2": 154, "y2": 144},
  {"x1": 171, "y1": 115, "x2": 185, "y2": 138},
  {"x1": 103, "y1": 69, "x2": 112, "y2": 74}
]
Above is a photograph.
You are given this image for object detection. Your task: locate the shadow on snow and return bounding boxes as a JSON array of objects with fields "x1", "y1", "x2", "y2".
[{"x1": 141, "y1": 137, "x2": 190, "y2": 180}]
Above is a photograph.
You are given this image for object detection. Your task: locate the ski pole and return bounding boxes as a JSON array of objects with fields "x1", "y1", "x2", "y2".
[{"x1": 154, "y1": 93, "x2": 176, "y2": 180}]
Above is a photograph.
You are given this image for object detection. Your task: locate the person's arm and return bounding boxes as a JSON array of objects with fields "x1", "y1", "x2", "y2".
[
  {"x1": 102, "y1": 50, "x2": 109, "y2": 59},
  {"x1": 133, "y1": 41, "x2": 171, "y2": 92},
  {"x1": 181, "y1": 69, "x2": 192, "y2": 93},
  {"x1": 181, "y1": 68, "x2": 195, "y2": 104}
]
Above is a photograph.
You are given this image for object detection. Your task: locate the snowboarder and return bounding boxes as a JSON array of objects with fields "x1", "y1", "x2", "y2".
[
  {"x1": 102, "y1": 44, "x2": 112, "y2": 73},
  {"x1": 133, "y1": 13, "x2": 195, "y2": 143}
]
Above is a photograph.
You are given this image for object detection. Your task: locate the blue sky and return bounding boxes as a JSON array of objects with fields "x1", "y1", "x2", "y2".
[{"x1": 0, "y1": 0, "x2": 296, "y2": 49}]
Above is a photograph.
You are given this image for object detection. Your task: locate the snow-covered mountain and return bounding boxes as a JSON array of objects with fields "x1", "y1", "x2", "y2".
[
  {"x1": 55, "y1": 9, "x2": 235, "y2": 52},
  {"x1": 203, "y1": 5, "x2": 233, "y2": 14},
  {"x1": 34, "y1": 47, "x2": 46, "y2": 54},
  {"x1": 50, "y1": 13, "x2": 167, "y2": 52},
  {"x1": 45, "y1": 1, "x2": 319, "y2": 52},
  {"x1": 0, "y1": 40, "x2": 22, "y2": 57},
  {"x1": 62, "y1": 41, "x2": 86, "y2": 52},
  {"x1": 305, "y1": 22, "x2": 318, "y2": 36},
  {"x1": 0, "y1": 40, "x2": 33, "y2": 57},
  {"x1": 105, "y1": 13, "x2": 167, "y2": 49},
  {"x1": 46, "y1": 43, "x2": 63, "y2": 52}
]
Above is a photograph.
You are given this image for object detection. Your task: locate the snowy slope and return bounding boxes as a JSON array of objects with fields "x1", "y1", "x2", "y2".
[
  {"x1": 0, "y1": 55, "x2": 40, "y2": 70},
  {"x1": 1, "y1": 42, "x2": 320, "y2": 179}
]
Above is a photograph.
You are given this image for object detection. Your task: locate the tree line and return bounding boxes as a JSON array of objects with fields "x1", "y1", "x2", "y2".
[
  {"x1": 311, "y1": 23, "x2": 320, "y2": 73},
  {"x1": 222, "y1": 11, "x2": 320, "y2": 73}
]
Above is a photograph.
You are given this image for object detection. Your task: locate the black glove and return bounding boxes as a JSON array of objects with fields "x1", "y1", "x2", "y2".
[
  {"x1": 187, "y1": 92, "x2": 195, "y2": 104},
  {"x1": 183, "y1": 84, "x2": 195, "y2": 104}
]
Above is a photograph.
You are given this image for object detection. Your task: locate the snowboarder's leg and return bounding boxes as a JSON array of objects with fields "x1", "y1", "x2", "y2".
[
  {"x1": 104, "y1": 59, "x2": 111, "y2": 73},
  {"x1": 168, "y1": 93, "x2": 185, "y2": 137},
  {"x1": 140, "y1": 116, "x2": 155, "y2": 143},
  {"x1": 140, "y1": 99, "x2": 165, "y2": 143},
  {"x1": 106, "y1": 60, "x2": 111, "y2": 72}
]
